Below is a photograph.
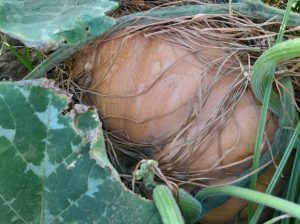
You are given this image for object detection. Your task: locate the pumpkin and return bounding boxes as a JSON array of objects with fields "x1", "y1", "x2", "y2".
[{"x1": 71, "y1": 33, "x2": 281, "y2": 223}]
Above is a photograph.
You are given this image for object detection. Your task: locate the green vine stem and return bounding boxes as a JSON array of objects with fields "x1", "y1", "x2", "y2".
[
  {"x1": 117, "y1": 1, "x2": 300, "y2": 27},
  {"x1": 248, "y1": 0, "x2": 294, "y2": 220},
  {"x1": 283, "y1": 144, "x2": 300, "y2": 223},
  {"x1": 250, "y1": 120, "x2": 300, "y2": 223},
  {"x1": 250, "y1": 43, "x2": 300, "y2": 120},
  {"x1": 153, "y1": 185, "x2": 184, "y2": 224},
  {"x1": 134, "y1": 160, "x2": 202, "y2": 223},
  {"x1": 248, "y1": 68, "x2": 274, "y2": 220},
  {"x1": 196, "y1": 185, "x2": 300, "y2": 220},
  {"x1": 178, "y1": 189, "x2": 203, "y2": 224}
]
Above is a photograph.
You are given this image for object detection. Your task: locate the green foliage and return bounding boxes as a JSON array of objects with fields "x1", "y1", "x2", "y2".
[
  {"x1": 153, "y1": 185, "x2": 184, "y2": 224},
  {"x1": 0, "y1": 0, "x2": 118, "y2": 51},
  {"x1": 265, "y1": 0, "x2": 300, "y2": 13},
  {"x1": 0, "y1": 79, "x2": 161, "y2": 224},
  {"x1": 196, "y1": 186, "x2": 300, "y2": 220},
  {"x1": 178, "y1": 189, "x2": 202, "y2": 224},
  {"x1": 1, "y1": 41, "x2": 41, "y2": 71},
  {"x1": 1, "y1": 1, "x2": 300, "y2": 224},
  {"x1": 248, "y1": 0, "x2": 295, "y2": 220}
]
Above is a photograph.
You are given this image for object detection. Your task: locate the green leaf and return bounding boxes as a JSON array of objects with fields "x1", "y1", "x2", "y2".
[
  {"x1": 0, "y1": 79, "x2": 161, "y2": 224},
  {"x1": 0, "y1": 0, "x2": 118, "y2": 51}
]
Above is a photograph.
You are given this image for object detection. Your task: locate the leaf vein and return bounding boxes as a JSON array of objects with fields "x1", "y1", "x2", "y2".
[{"x1": 0, "y1": 194, "x2": 28, "y2": 224}]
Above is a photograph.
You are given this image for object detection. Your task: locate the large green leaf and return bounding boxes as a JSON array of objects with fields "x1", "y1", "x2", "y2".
[
  {"x1": 0, "y1": 0, "x2": 118, "y2": 50},
  {"x1": 0, "y1": 79, "x2": 161, "y2": 224}
]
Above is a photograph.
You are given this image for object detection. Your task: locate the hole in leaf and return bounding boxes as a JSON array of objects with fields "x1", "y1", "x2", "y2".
[{"x1": 62, "y1": 102, "x2": 74, "y2": 115}]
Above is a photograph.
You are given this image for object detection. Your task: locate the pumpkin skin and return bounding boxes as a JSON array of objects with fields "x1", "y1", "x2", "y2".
[
  {"x1": 82, "y1": 34, "x2": 233, "y2": 144},
  {"x1": 155, "y1": 80, "x2": 277, "y2": 180},
  {"x1": 71, "y1": 34, "x2": 280, "y2": 223}
]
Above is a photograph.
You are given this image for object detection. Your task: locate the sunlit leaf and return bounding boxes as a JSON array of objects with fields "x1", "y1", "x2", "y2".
[
  {"x1": 0, "y1": 0, "x2": 118, "y2": 50},
  {"x1": 0, "y1": 79, "x2": 161, "y2": 224}
]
